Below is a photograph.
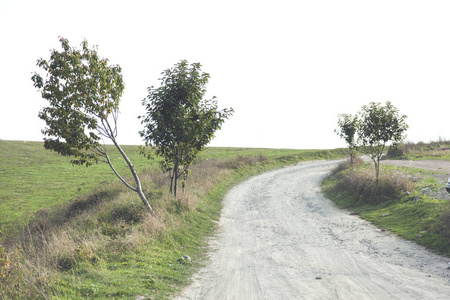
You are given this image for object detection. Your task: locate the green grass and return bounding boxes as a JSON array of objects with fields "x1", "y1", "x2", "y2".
[
  {"x1": 0, "y1": 140, "x2": 347, "y2": 299},
  {"x1": 322, "y1": 160, "x2": 450, "y2": 257}
]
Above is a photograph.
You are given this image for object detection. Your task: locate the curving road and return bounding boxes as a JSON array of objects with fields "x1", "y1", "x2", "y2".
[{"x1": 175, "y1": 160, "x2": 450, "y2": 299}]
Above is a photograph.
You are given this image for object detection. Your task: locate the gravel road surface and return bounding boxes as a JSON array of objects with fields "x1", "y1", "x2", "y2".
[{"x1": 175, "y1": 160, "x2": 450, "y2": 299}]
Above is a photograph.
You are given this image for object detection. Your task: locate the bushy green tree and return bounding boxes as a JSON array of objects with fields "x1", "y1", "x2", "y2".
[
  {"x1": 139, "y1": 60, "x2": 233, "y2": 197},
  {"x1": 358, "y1": 101, "x2": 408, "y2": 185},
  {"x1": 335, "y1": 113, "x2": 360, "y2": 170},
  {"x1": 32, "y1": 37, "x2": 155, "y2": 214}
]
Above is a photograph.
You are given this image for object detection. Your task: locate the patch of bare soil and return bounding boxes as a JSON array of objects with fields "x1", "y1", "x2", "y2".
[{"x1": 175, "y1": 161, "x2": 450, "y2": 299}]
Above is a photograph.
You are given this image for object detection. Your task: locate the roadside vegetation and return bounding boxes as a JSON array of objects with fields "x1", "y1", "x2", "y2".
[
  {"x1": 322, "y1": 145, "x2": 450, "y2": 258},
  {"x1": 0, "y1": 140, "x2": 346, "y2": 299}
]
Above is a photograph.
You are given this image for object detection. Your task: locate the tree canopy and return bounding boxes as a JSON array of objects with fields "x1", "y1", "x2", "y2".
[
  {"x1": 139, "y1": 60, "x2": 233, "y2": 197},
  {"x1": 32, "y1": 38, "x2": 123, "y2": 166}
]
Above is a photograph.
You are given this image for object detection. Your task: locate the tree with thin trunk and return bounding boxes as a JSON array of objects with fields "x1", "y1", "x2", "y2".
[
  {"x1": 31, "y1": 37, "x2": 155, "y2": 215},
  {"x1": 335, "y1": 113, "x2": 360, "y2": 170},
  {"x1": 139, "y1": 60, "x2": 233, "y2": 197},
  {"x1": 358, "y1": 101, "x2": 408, "y2": 186}
]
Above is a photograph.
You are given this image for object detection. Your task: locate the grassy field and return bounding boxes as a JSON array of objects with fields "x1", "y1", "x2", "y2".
[{"x1": 0, "y1": 140, "x2": 346, "y2": 299}]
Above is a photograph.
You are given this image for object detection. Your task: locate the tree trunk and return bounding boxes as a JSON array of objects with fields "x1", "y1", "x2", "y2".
[
  {"x1": 169, "y1": 171, "x2": 174, "y2": 194},
  {"x1": 182, "y1": 172, "x2": 187, "y2": 195},
  {"x1": 110, "y1": 137, "x2": 155, "y2": 215},
  {"x1": 374, "y1": 144, "x2": 386, "y2": 189},
  {"x1": 136, "y1": 185, "x2": 155, "y2": 215},
  {"x1": 173, "y1": 172, "x2": 178, "y2": 198},
  {"x1": 350, "y1": 152, "x2": 354, "y2": 171},
  {"x1": 173, "y1": 154, "x2": 179, "y2": 198},
  {"x1": 374, "y1": 156, "x2": 380, "y2": 188}
]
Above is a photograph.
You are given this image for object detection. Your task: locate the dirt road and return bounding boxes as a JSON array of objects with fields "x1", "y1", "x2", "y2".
[{"x1": 175, "y1": 160, "x2": 450, "y2": 299}]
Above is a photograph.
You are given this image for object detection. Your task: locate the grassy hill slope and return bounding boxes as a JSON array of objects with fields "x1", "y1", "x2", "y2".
[{"x1": 0, "y1": 140, "x2": 346, "y2": 299}]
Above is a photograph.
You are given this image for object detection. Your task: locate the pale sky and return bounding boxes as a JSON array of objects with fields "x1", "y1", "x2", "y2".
[{"x1": 1, "y1": 0, "x2": 450, "y2": 149}]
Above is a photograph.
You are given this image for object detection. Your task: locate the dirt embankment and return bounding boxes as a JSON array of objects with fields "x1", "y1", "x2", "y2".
[{"x1": 175, "y1": 161, "x2": 450, "y2": 300}]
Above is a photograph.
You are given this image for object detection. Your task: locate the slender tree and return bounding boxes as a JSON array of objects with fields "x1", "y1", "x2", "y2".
[
  {"x1": 32, "y1": 37, "x2": 155, "y2": 214},
  {"x1": 358, "y1": 101, "x2": 408, "y2": 186},
  {"x1": 139, "y1": 60, "x2": 233, "y2": 197},
  {"x1": 335, "y1": 113, "x2": 360, "y2": 170}
]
